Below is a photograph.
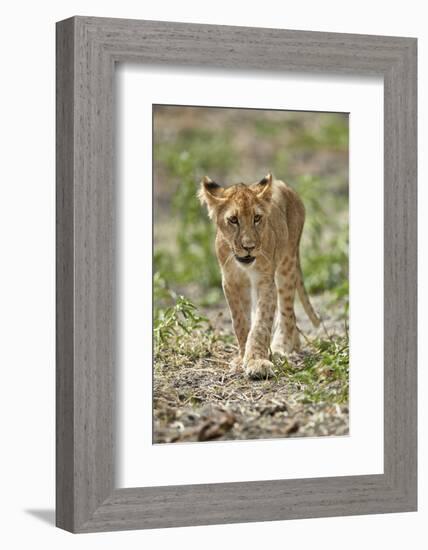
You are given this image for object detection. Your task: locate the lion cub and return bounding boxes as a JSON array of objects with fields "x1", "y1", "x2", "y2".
[{"x1": 199, "y1": 173, "x2": 320, "y2": 379}]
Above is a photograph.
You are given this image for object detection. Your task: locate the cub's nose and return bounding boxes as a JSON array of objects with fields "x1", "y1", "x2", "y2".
[{"x1": 243, "y1": 244, "x2": 255, "y2": 253}]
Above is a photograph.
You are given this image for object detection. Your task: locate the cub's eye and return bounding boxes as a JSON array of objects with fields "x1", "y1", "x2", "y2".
[
  {"x1": 228, "y1": 216, "x2": 239, "y2": 225},
  {"x1": 254, "y1": 214, "x2": 262, "y2": 224}
]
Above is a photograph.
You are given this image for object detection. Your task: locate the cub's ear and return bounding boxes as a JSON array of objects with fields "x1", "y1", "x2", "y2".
[
  {"x1": 198, "y1": 176, "x2": 227, "y2": 218},
  {"x1": 255, "y1": 173, "x2": 273, "y2": 201}
]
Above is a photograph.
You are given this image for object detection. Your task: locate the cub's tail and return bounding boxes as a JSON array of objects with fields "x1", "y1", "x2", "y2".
[{"x1": 296, "y1": 252, "x2": 321, "y2": 327}]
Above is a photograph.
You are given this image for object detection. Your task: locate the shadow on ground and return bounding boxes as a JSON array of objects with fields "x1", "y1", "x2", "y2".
[{"x1": 25, "y1": 509, "x2": 55, "y2": 526}]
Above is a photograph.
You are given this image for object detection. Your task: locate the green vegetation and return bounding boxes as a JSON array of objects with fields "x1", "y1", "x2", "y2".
[
  {"x1": 153, "y1": 272, "x2": 209, "y2": 349},
  {"x1": 295, "y1": 174, "x2": 349, "y2": 311},
  {"x1": 273, "y1": 334, "x2": 349, "y2": 405},
  {"x1": 154, "y1": 127, "x2": 235, "y2": 292}
]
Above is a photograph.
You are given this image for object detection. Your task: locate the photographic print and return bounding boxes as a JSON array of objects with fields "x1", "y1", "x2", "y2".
[{"x1": 153, "y1": 105, "x2": 349, "y2": 444}]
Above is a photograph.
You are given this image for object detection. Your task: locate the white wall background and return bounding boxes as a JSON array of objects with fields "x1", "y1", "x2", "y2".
[{"x1": 0, "y1": 1, "x2": 424, "y2": 548}]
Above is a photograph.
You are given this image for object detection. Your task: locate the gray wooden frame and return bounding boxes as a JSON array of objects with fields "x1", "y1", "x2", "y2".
[{"x1": 56, "y1": 16, "x2": 417, "y2": 533}]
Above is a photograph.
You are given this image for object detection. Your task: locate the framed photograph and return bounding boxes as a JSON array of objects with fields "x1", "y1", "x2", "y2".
[{"x1": 56, "y1": 16, "x2": 417, "y2": 532}]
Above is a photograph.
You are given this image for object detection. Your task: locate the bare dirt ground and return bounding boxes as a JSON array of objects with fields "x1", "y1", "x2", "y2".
[{"x1": 153, "y1": 296, "x2": 349, "y2": 444}]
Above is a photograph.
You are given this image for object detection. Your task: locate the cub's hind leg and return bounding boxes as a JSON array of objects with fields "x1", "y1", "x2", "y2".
[{"x1": 271, "y1": 254, "x2": 301, "y2": 355}]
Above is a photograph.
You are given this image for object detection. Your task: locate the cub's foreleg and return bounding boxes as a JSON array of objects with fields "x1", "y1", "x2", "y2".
[
  {"x1": 271, "y1": 254, "x2": 301, "y2": 354},
  {"x1": 222, "y1": 272, "x2": 251, "y2": 371},
  {"x1": 243, "y1": 273, "x2": 276, "y2": 379}
]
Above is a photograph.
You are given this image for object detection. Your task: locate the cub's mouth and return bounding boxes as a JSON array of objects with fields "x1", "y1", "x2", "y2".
[{"x1": 235, "y1": 255, "x2": 256, "y2": 265}]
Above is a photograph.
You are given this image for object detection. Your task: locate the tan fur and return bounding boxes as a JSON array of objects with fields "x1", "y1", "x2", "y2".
[{"x1": 199, "y1": 173, "x2": 320, "y2": 379}]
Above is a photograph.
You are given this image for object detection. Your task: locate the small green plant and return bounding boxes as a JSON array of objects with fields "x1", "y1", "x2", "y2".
[
  {"x1": 153, "y1": 272, "x2": 209, "y2": 349},
  {"x1": 275, "y1": 334, "x2": 349, "y2": 405}
]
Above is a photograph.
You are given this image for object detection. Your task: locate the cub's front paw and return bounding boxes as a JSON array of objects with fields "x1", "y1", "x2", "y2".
[
  {"x1": 230, "y1": 355, "x2": 244, "y2": 372},
  {"x1": 244, "y1": 358, "x2": 274, "y2": 379}
]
